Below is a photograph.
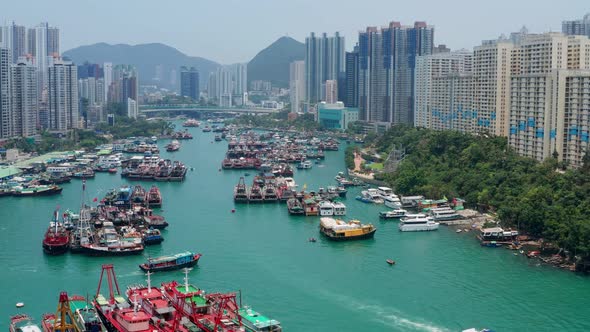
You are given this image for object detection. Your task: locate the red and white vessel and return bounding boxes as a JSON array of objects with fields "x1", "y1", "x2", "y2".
[
  {"x1": 93, "y1": 264, "x2": 165, "y2": 332},
  {"x1": 42, "y1": 208, "x2": 70, "y2": 255}
]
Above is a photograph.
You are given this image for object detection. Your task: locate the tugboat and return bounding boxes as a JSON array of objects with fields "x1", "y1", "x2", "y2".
[
  {"x1": 42, "y1": 208, "x2": 70, "y2": 255},
  {"x1": 147, "y1": 185, "x2": 162, "y2": 207},
  {"x1": 139, "y1": 251, "x2": 202, "y2": 272},
  {"x1": 10, "y1": 314, "x2": 42, "y2": 332}
]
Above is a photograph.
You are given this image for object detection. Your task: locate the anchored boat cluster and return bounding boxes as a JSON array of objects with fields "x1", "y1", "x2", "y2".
[
  {"x1": 42, "y1": 184, "x2": 168, "y2": 256},
  {"x1": 10, "y1": 264, "x2": 282, "y2": 332}
]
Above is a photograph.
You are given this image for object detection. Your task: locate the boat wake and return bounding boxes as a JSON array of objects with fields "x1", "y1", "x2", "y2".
[{"x1": 319, "y1": 290, "x2": 449, "y2": 332}]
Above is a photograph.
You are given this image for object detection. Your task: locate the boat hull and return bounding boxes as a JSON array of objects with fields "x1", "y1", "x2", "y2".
[
  {"x1": 320, "y1": 228, "x2": 376, "y2": 241},
  {"x1": 398, "y1": 224, "x2": 439, "y2": 232},
  {"x1": 139, "y1": 256, "x2": 200, "y2": 272},
  {"x1": 81, "y1": 245, "x2": 144, "y2": 256},
  {"x1": 42, "y1": 242, "x2": 69, "y2": 255}
]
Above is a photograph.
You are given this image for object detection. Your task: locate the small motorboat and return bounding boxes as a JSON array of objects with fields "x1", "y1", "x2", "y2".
[
  {"x1": 456, "y1": 229, "x2": 463, "y2": 233},
  {"x1": 308, "y1": 238, "x2": 317, "y2": 243},
  {"x1": 244, "y1": 173, "x2": 251, "y2": 177},
  {"x1": 386, "y1": 259, "x2": 395, "y2": 265},
  {"x1": 108, "y1": 168, "x2": 117, "y2": 174}
]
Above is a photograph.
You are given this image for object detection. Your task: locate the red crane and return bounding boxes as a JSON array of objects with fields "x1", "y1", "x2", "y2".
[{"x1": 96, "y1": 264, "x2": 121, "y2": 305}]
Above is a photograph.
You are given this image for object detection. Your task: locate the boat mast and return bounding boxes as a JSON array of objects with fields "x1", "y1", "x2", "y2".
[
  {"x1": 183, "y1": 268, "x2": 192, "y2": 293},
  {"x1": 146, "y1": 271, "x2": 152, "y2": 293}
]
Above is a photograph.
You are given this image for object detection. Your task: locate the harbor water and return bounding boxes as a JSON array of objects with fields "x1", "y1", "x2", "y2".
[{"x1": 1, "y1": 124, "x2": 590, "y2": 331}]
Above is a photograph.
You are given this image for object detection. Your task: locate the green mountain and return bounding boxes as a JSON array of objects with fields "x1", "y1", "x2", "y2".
[
  {"x1": 247, "y1": 36, "x2": 305, "y2": 88},
  {"x1": 63, "y1": 43, "x2": 220, "y2": 90}
]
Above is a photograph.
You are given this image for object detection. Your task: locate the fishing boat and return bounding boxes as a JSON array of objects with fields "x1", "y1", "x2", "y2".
[
  {"x1": 234, "y1": 177, "x2": 249, "y2": 203},
  {"x1": 214, "y1": 135, "x2": 222, "y2": 142},
  {"x1": 139, "y1": 252, "x2": 202, "y2": 272},
  {"x1": 9, "y1": 314, "x2": 42, "y2": 332},
  {"x1": 165, "y1": 140, "x2": 181, "y2": 152},
  {"x1": 12, "y1": 184, "x2": 63, "y2": 197},
  {"x1": 93, "y1": 265, "x2": 165, "y2": 332},
  {"x1": 248, "y1": 185, "x2": 264, "y2": 203},
  {"x1": 319, "y1": 217, "x2": 376, "y2": 241},
  {"x1": 81, "y1": 222, "x2": 144, "y2": 256},
  {"x1": 287, "y1": 198, "x2": 304, "y2": 215},
  {"x1": 263, "y1": 185, "x2": 278, "y2": 202},
  {"x1": 68, "y1": 295, "x2": 107, "y2": 332},
  {"x1": 147, "y1": 185, "x2": 162, "y2": 207},
  {"x1": 142, "y1": 229, "x2": 164, "y2": 245},
  {"x1": 379, "y1": 209, "x2": 407, "y2": 219},
  {"x1": 238, "y1": 306, "x2": 282, "y2": 332},
  {"x1": 42, "y1": 209, "x2": 70, "y2": 255},
  {"x1": 398, "y1": 216, "x2": 439, "y2": 232},
  {"x1": 183, "y1": 119, "x2": 200, "y2": 127},
  {"x1": 202, "y1": 126, "x2": 212, "y2": 132}
]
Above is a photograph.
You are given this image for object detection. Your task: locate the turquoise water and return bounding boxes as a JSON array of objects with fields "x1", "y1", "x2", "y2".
[{"x1": 1, "y1": 124, "x2": 590, "y2": 331}]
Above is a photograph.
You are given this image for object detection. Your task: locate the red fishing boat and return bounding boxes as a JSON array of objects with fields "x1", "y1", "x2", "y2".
[
  {"x1": 147, "y1": 185, "x2": 162, "y2": 207},
  {"x1": 94, "y1": 264, "x2": 166, "y2": 332},
  {"x1": 42, "y1": 208, "x2": 70, "y2": 255}
]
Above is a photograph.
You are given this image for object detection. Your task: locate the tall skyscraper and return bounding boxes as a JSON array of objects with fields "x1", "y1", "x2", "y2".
[
  {"x1": 48, "y1": 61, "x2": 79, "y2": 131},
  {"x1": 11, "y1": 60, "x2": 38, "y2": 137},
  {"x1": 0, "y1": 48, "x2": 11, "y2": 138},
  {"x1": 46, "y1": 26, "x2": 59, "y2": 56},
  {"x1": 305, "y1": 32, "x2": 345, "y2": 104},
  {"x1": 232, "y1": 63, "x2": 247, "y2": 95},
  {"x1": 2, "y1": 22, "x2": 26, "y2": 64},
  {"x1": 180, "y1": 66, "x2": 200, "y2": 101},
  {"x1": 344, "y1": 48, "x2": 359, "y2": 108},
  {"x1": 207, "y1": 72, "x2": 217, "y2": 101},
  {"x1": 216, "y1": 66, "x2": 233, "y2": 107},
  {"x1": 26, "y1": 28, "x2": 36, "y2": 56},
  {"x1": 562, "y1": 13, "x2": 590, "y2": 38},
  {"x1": 358, "y1": 22, "x2": 434, "y2": 125},
  {"x1": 34, "y1": 24, "x2": 48, "y2": 91},
  {"x1": 103, "y1": 62, "x2": 113, "y2": 102},
  {"x1": 325, "y1": 80, "x2": 338, "y2": 103},
  {"x1": 127, "y1": 98, "x2": 138, "y2": 119},
  {"x1": 289, "y1": 60, "x2": 305, "y2": 113},
  {"x1": 109, "y1": 65, "x2": 138, "y2": 109},
  {"x1": 414, "y1": 50, "x2": 473, "y2": 128}
]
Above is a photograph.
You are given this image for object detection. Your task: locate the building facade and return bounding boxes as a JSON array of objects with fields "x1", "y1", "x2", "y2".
[
  {"x1": 325, "y1": 79, "x2": 338, "y2": 103},
  {"x1": 563, "y1": 14, "x2": 590, "y2": 38},
  {"x1": 358, "y1": 22, "x2": 434, "y2": 125},
  {"x1": 48, "y1": 61, "x2": 78, "y2": 131},
  {"x1": 180, "y1": 66, "x2": 200, "y2": 101},
  {"x1": 343, "y1": 48, "x2": 359, "y2": 108},
  {"x1": 316, "y1": 102, "x2": 359, "y2": 130},
  {"x1": 11, "y1": 60, "x2": 38, "y2": 137},
  {"x1": 305, "y1": 32, "x2": 345, "y2": 104},
  {"x1": 289, "y1": 60, "x2": 305, "y2": 113},
  {"x1": 414, "y1": 50, "x2": 473, "y2": 128},
  {"x1": 0, "y1": 48, "x2": 11, "y2": 138}
]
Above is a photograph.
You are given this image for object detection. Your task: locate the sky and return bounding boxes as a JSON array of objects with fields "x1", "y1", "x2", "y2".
[{"x1": 2, "y1": 0, "x2": 589, "y2": 64}]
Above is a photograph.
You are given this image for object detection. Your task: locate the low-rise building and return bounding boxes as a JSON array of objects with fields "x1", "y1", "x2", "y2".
[{"x1": 316, "y1": 102, "x2": 359, "y2": 130}]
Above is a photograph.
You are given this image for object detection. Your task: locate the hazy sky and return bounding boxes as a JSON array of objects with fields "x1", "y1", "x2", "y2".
[{"x1": 2, "y1": 0, "x2": 588, "y2": 64}]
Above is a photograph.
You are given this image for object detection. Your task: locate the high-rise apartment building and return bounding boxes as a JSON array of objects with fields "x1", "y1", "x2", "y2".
[
  {"x1": 2, "y1": 22, "x2": 27, "y2": 64},
  {"x1": 325, "y1": 80, "x2": 338, "y2": 103},
  {"x1": 79, "y1": 77, "x2": 105, "y2": 106},
  {"x1": 103, "y1": 62, "x2": 113, "y2": 102},
  {"x1": 11, "y1": 60, "x2": 38, "y2": 137},
  {"x1": 34, "y1": 24, "x2": 48, "y2": 91},
  {"x1": 180, "y1": 66, "x2": 200, "y2": 101},
  {"x1": 46, "y1": 26, "x2": 59, "y2": 56},
  {"x1": 127, "y1": 98, "x2": 138, "y2": 119},
  {"x1": 48, "y1": 61, "x2": 79, "y2": 131},
  {"x1": 215, "y1": 66, "x2": 233, "y2": 107},
  {"x1": 508, "y1": 33, "x2": 590, "y2": 163},
  {"x1": 429, "y1": 73, "x2": 476, "y2": 133},
  {"x1": 414, "y1": 50, "x2": 473, "y2": 128},
  {"x1": 232, "y1": 63, "x2": 247, "y2": 95},
  {"x1": 0, "y1": 48, "x2": 11, "y2": 138},
  {"x1": 289, "y1": 61, "x2": 305, "y2": 113},
  {"x1": 109, "y1": 65, "x2": 138, "y2": 109},
  {"x1": 343, "y1": 48, "x2": 359, "y2": 108},
  {"x1": 358, "y1": 22, "x2": 434, "y2": 125},
  {"x1": 562, "y1": 14, "x2": 590, "y2": 38},
  {"x1": 305, "y1": 32, "x2": 345, "y2": 104}
]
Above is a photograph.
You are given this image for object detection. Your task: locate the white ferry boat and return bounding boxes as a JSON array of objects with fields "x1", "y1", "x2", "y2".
[
  {"x1": 431, "y1": 208, "x2": 461, "y2": 221},
  {"x1": 398, "y1": 216, "x2": 439, "y2": 232},
  {"x1": 379, "y1": 209, "x2": 407, "y2": 219},
  {"x1": 383, "y1": 195, "x2": 402, "y2": 209}
]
